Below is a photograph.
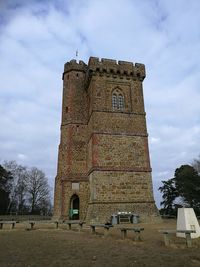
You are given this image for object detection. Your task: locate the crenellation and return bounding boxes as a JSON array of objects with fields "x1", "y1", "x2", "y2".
[
  {"x1": 101, "y1": 58, "x2": 117, "y2": 65},
  {"x1": 135, "y1": 63, "x2": 146, "y2": 79},
  {"x1": 63, "y1": 57, "x2": 145, "y2": 80},
  {"x1": 87, "y1": 58, "x2": 145, "y2": 80},
  {"x1": 88, "y1": 56, "x2": 100, "y2": 65},
  {"x1": 118, "y1": 60, "x2": 133, "y2": 67},
  {"x1": 63, "y1": 59, "x2": 87, "y2": 78}
]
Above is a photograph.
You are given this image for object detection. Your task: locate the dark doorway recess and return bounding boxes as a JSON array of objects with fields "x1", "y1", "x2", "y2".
[{"x1": 70, "y1": 194, "x2": 79, "y2": 220}]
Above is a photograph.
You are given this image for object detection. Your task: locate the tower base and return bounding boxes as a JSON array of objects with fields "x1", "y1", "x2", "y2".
[{"x1": 85, "y1": 201, "x2": 160, "y2": 223}]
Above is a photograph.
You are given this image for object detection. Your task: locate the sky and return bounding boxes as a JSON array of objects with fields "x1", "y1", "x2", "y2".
[{"x1": 0, "y1": 0, "x2": 200, "y2": 207}]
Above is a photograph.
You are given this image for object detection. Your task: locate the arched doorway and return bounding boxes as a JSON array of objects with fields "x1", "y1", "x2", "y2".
[{"x1": 69, "y1": 194, "x2": 79, "y2": 220}]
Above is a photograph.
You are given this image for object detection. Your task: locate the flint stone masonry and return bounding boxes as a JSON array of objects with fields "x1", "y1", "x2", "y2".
[{"x1": 54, "y1": 57, "x2": 159, "y2": 223}]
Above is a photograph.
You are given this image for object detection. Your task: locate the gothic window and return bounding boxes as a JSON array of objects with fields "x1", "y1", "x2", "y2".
[
  {"x1": 112, "y1": 89, "x2": 124, "y2": 111},
  {"x1": 112, "y1": 94, "x2": 118, "y2": 109},
  {"x1": 118, "y1": 94, "x2": 124, "y2": 110}
]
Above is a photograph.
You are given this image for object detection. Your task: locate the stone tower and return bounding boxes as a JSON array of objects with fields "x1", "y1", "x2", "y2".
[{"x1": 54, "y1": 57, "x2": 159, "y2": 223}]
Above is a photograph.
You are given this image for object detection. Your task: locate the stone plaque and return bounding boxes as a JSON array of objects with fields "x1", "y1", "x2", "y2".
[{"x1": 72, "y1": 182, "x2": 79, "y2": 191}]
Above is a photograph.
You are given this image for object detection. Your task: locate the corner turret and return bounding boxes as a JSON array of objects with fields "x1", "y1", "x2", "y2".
[{"x1": 62, "y1": 59, "x2": 87, "y2": 80}]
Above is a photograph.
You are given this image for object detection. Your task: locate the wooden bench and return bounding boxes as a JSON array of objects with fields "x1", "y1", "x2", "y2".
[
  {"x1": 24, "y1": 221, "x2": 36, "y2": 230},
  {"x1": 90, "y1": 224, "x2": 113, "y2": 236},
  {"x1": 64, "y1": 220, "x2": 85, "y2": 231},
  {"x1": 54, "y1": 221, "x2": 59, "y2": 229},
  {"x1": 25, "y1": 221, "x2": 59, "y2": 230},
  {"x1": 119, "y1": 227, "x2": 144, "y2": 241},
  {"x1": 159, "y1": 229, "x2": 196, "y2": 248},
  {"x1": 0, "y1": 221, "x2": 16, "y2": 230}
]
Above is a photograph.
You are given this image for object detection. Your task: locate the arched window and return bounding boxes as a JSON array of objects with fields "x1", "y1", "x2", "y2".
[
  {"x1": 112, "y1": 94, "x2": 118, "y2": 109},
  {"x1": 112, "y1": 89, "x2": 124, "y2": 111},
  {"x1": 118, "y1": 94, "x2": 124, "y2": 110}
]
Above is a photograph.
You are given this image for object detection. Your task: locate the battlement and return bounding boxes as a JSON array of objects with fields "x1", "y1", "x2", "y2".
[
  {"x1": 63, "y1": 57, "x2": 145, "y2": 80},
  {"x1": 64, "y1": 59, "x2": 88, "y2": 73},
  {"x1": 88, "y1": 57, "x2": 145, "y2": 80}
]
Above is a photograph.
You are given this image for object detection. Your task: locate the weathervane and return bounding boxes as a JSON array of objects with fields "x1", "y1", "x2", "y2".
[{"x1": 76, "y1": 49, "x2": 78, "y2": 59}]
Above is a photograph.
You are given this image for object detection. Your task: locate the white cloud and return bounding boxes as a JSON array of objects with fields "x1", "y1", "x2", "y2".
[
  {"x1": 17, "y1": 153, "x2": 27, "y2": 160},
  {"x1": 150, "y1": 137, "x2": 160, "y2": 144}
]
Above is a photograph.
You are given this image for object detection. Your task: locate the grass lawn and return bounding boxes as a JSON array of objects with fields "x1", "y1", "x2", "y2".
[{"x1": 0, "y1": 220, "x2": 200, "y2": 267}]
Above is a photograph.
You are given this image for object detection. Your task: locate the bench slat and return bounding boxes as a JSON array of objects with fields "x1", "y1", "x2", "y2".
[
  {"x1": 159, "y1": 229, "x2": 196, "y2": 234},
  {"x1": 0, "y1": 221, "x2": 16, "y2": 230},
  {"x1": 159, "y1": 229, "x2": 196, "y2": 248},
  {"x1": 63, "y1": 221, "x2": 85, "y2": 231},
  {"x1": 119, "y1": 227, "x2": 144, "y2": 241},
  {"x1": 89, "y1": 224, "x2": 113, "y2": 236}
]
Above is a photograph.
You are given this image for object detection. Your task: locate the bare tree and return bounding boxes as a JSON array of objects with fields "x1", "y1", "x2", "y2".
[
  {"x1": 3, "y1": 161, "x2": 52, "y2": 215},
  {"x1": 192, "y1": 155, "x2": 200, "y2": 175},
  {"x1": 3, "y1": 161, "x2": 28, "y2": 213},
  {"x1": 26, "y1": 167, "x2": 50, "y2": 214},
  {"x1": 15, "y1": 170, "x2": 28, "y2": 213},
  {"x1": 0, "y1": 164, "x2": 13, "y2": 214}
]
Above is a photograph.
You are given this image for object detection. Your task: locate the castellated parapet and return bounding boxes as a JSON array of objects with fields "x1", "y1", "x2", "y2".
[
  {"x1": 64, "y1": 59, "x2": 87, "y2": 73},
  {"x1": 87, "y1": 57, "x2": 145, "y2": 80},
  {"x1": 63, "y1": 57, "x2": 145, "y2": 81},
  {"x1": 54, "y1": 57, "x2": 159, "y2": 223}
]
